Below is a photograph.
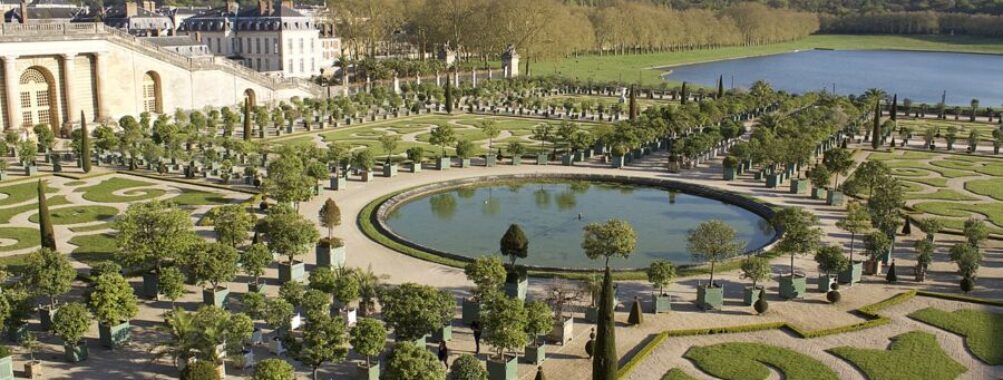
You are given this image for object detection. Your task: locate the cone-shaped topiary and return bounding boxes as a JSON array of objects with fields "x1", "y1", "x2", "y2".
[
  {"x1": 181, "y1": 360, "x2": 219, "y2": 380},
  {"x1": 754, "y1": 296, "x2": 766, "y2": 314},
  {"x1": 593, "y1": 267, "x2": 617, "y2": 379},
  {"x1": 680, "y1": 82, "x2": 688, "y2": 105},
  {"x1": 627, "y1": 296, "x2": 642, "y2": 326},
  {"x1": 243, "y1": 99, "x2": 253, "y2": 141},
  {"x1": 80, "y1": 111, "x2": 91, "y2": 173},
  {"x1": 902, "y1": 218, "x2": 912, "y2": 235},
  {"x1": 961, "y1": 276, "x2": 975, "y2": 293},
  {"x1": 872, "y1": 100, "x2": 881, "y2": 149},
  {"x1": 886, "y1": 260, "x2": 897, "y2": 283},
  {"x1": 535, "y1": 366, "x2": 546, "y2": 380},
  {"x1": 717, "y1": 75, "x2": 724, "y2": 99},
  {"x1": 500, "y1": 224, "x2": 528, "y2": 270},
  {"x1": 37, "y1": 180, "x2": 56, "y2": 250},
  {"x1": 891, "y1": 94, "x2": 898, "y2": 121}
]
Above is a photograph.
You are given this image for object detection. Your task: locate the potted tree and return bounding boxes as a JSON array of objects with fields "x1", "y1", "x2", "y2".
[
  {"x1": 379, "y1": 283, "x2": 454, "y2": 347},
  {"x1": 261, "y1": 298, "x2": 294, "y2": 354},
  {"x1": 808, "y1": 165, "x2": 830, "y2": 200},
  {"x1": 863, "y1": 231, "x2": 891, "y2": 275},
  {"x1": 350, "y1": 318, "x2": 386, "y2": 380},
  {"x1": 351, "y1": 149, "x2": 375, "y2": 182},
  {"x1": 722, "y1": 156, "x2": 739, "y2": 181},
  {"x1": 0, "y1": 345, "x2": 12, "y2": 380},
  {"x1": 739, "y1": 256, "x2": 771, "y2": 306},
  {"x1": 814, "y1": 245, "x2": 849, "y2": 293},
  {"x1": 52, "y1": 302, "x2": 90, "y2": 363},
  {"x1": 4, "y1": 289, "x2": 32, "y2": 344},
  {"x1": 88, "y1": 272, "x2": 139, "y2": 348},
  {"x1": 500, "y1": 224, "x2": 529, "y2": 300},
  {"x1": 913, "y1": 239, "x2": 934, "y2": 282},
  {"x1": 953, "y1": 243, "x2": 980, "y2": 293},
  {"x1": 253, "y1": 358, "x2": 295, "y2": 379},
  {"x1": 430, "y1": 124, "x2": 456, "y2": 170},
  {"x1": 21, "y1": 332, "x2": 41, "y2": 379},
  {"x1": 259, "y1": 205, "x2": 319, "y2": 283},
  {"x1": 480, "y1": 120, "x2": 501, "y2": 166},
  {"x1": 772, "y1": 208, "x2": 822, "y2": 299},
  {"x1": 114, "y1": 200, "x2": 197, "y2": 300},
  {"x1": 317, "y1": 198, "x2": 346, "y2": 268},
  {"x1": 646, "y1": 261, "x2": 675, "y2": 313},
  {"x1": 462, "y1": 256, "x2": 506, "y2": 325},
  {"x1": 23, "y1": 248, "x2": 75, "y2": 331},
  {"x1": 455, "y1": 139, "x2": 475, "y2": 168},
  {"x1": 240, "y1": 244, "x2": 272, "y2": 293},
  {"x1": 406, "y1": 146, "x2": 424, "y2": 173},
  {"x1": 917, "y1": 218, "x2": 943, "y2": 243},
  {"x1": 823, "y1": 148, "x2": 854, "y2": 206},
  {"x1": 836, "y1": 202, "x2": 870, "y2": 284},
  {"x1": 482, "y1": 296, "x2": 527, "y2": 380},
  {"x1": 189, "y1": 242, "x2": 239, "y2": 308},
  {"x1": 610, "y1": 145, "x2": 626, "y2": 168},
  {"x1": 379, "y1": 135, "x2": 400, "y2": 177},
  {"x1": 158, "y1": 266, "x2": 186, "y2": 311},
  {"x1": 544, "y1": 281, "x2": 580, "y2": 346},
  {"x1": 523, "y1": 301, "x2": 553, "y2": 366},
  {"x1": 508, "y1": 142, "x2": 526, "y2": 166},
  {"x1": 688, "y1": 220, "x2": 743, "y2": 310},
  {"x1": 333, "y1": 267, "x2": 361, "y2": 327}
]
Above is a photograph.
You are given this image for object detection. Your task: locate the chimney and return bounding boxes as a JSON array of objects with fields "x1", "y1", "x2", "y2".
[
  {"x1": 125, "y1": 2, "x2": 138, "y2": 17},
  {"x1": 142, "y1": 1, "x2": 156, "y2": 11},
  {"x1": 258, "y1": 0, "x2": 268, "y2": 16},
  {"x1": 226, "y1": 0, "x2": 238, "y2": 14},
  {"x1": 19, "y1": 0, "x2": 28, "y2": 24},
  {"x1": 281, "y1": 0, "x2": 292, "y2": 9}
]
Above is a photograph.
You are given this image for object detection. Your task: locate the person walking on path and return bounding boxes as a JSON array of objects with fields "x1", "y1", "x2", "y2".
[
  {"x1": 471, "y1": 321, "x2": 482, "y2": 355},
  {"x1": 438, "y1": 341, "x2": 450, "y2": 369}
]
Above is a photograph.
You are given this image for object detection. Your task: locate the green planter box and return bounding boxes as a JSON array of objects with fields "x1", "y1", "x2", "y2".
[
  {"x1": 99, "y1": 321, "x2": 131, "y2": 348},
  {"x1": 25, "y1": 166, "x2": 38, "y2": 176},
  {"x1": 331, "y1": 176, "x2": 348, "y2": 190},
  {"x1": 779, "y1": 275, "x2": 807, "y2": 299},
  {"x1": 524, "y1": 342, "x2": 546, "y2": 365},
  {"x1": 0, "y1": 355, "x2": 11, "y2": 380},
  {"x1": 432, "y1": 324, "x2": 452, "y2": 343},
  {"x1": 742, "y1": 286, "x2": 763, "y2": 306},
  {"x1": 485, "y1": 155, "x2": 497, "y2": 167},
  {"x1": 789, "y1": 179, "x2": 808, "y2": 194},
  {"x1": 316, "y1": 244, "x2": 346, "y2": 268},
  {"x1": 765, "y1": 174, "x2": 780, "y2": 188},
  {"x1": 437, "y1": 157, "x2": 451, "y2": 170},
  {"x1": 202, "y1": 287, "x2": 230, "y2": 308},
  {"x1": 505, "y1": 277, "x2": 528, "y2": 301},
  {"x1": 63, "y1": 342, "x2": 88, "y2": 363},
  {"x1": 411, "y1": 335, "x2": 427, "y2": 348},
  {"x1": 382, "y1": 164, "x2": 398, "y2": 177},
  {"x1": 360, "y1": 171, "x2": 373, "y2": 182},
  {"x1": 611, "y1": 156, "x2": 625, "y2": 168},
  {"x1": 723, "y1": 167, "x2": 736, "y2": 181},
  {"x1": 356, "y1": 363, "x2": 380, "y2": 380},
  {"x1": 248, "y1": 281, "x2": 267, "y2": 294},
  {"x1": 461, "y1": 298, "x2": 480, "y2": 325},
  {"x1": 487, "y1": 356, "x2": 518, "y2": 380},
  {"x1": 141, "y1": 272, "x2": 160, "y2": 299},
  {"x1": 697, "y1": 285, "x2": 724, "y2": 311},
  {"x1": 584, "y1": 306, "x2": 598, "y2": 323},
  {"x1": 278, "y1": 261, "x2": 306, "y2": 283},
  {"x1": 838, "y1": 262, "x2": 863, "y2": 284},
  {"x1": 512, "y1": 156, "x2": 522, "y2": 166},
  {"x1": 562, "y1": 155, "x2": 574, "y2": 166},
  {"x1": 460, "y1": 158, "x2": 471, "y2": 168},
  {"x1": 410, "y1": 162, "x2": 422, "y2": 173},
  {"x1": 817, "y1": 275, "x2": 837, "y2": 292},
  {"x1": 536, "y1": 154, "x2": 548, "y2": 165},
  {"x1": 811, "y1": 187, "x2": 828, "y2": 200},
  {"x1": 827, "y1": 190, "x2": 845, "y2": 206},
  {"x1": 652, "y1": 294, "x2": 672, "y2": 313},
  {"x1": 39, "y1": 307, "x2": 57, "y2": 331}
]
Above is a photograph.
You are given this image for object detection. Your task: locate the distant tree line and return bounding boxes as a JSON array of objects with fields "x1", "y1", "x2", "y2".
[
  {"x1": 820, "y1": 12, "x2": 1003, "y2": 37},
  {"x1": 564, "y1": 0, "x2": 1003, "y2": 16}
]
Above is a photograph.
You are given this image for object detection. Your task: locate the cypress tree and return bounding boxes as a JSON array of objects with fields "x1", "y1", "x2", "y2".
[
  {"x1": 627, "y1": 296, "x2": 642, "y2": 325},
  {"x1": 445, "y1": 73, "x2": 454, "y2": 115},
  {"x1": 80, "y1": 111, "x2": 91, "y2": 173},
  {"x1": 592, "y1": 267, "x2": 617, "y2": 380},
  {"x1": 890, "y1": 94, "x2": 898, "y2": 121},
  {"x1": 628, "y1": 85, "x2": 637, "y2": 122},
  {"x1": 243, "y1": 100, "x2": 253, "y2": 141},
  {"x1": 38, "y1": 180, "x2": 56, "y2": 251},
  {"x1": 717, "y1": 75, "x2": 724, "y2": 98},
  {"x1": 871, "y1": 100, "x2": 881, "y2": 149},
  {"x1": 680, "y1": 82, "x2": 688, "y2": 105}
]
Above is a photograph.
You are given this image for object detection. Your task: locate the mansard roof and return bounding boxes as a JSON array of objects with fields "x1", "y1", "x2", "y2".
[{"x1": 177, "y1": 4, "x2": 313, "y2": 33}]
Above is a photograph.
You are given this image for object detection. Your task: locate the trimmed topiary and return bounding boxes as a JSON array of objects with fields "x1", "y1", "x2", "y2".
[
  {"x1": 181, "y1": 360, "x2": 219, "y2": 380},
  {"x1": 886, "y1": 261, "x2": 897, "y2": 283},
  {"x1": 754, "y1": 293, "x2": 769, "y2": 315},
  {"x1": 627, "y1": 297, "x2": 643, "y2": 326},
  {"x1": 961, "y1": 277, "x2": 975, "y2": 293}
]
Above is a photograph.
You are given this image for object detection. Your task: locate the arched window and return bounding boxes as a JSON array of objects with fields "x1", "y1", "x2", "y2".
[
  {"x1": 142, "y1": 71, "x2": 162, "y2": 114},
  {"x1": 19, "y1": 67, "x2": 56, "y2": 128}
]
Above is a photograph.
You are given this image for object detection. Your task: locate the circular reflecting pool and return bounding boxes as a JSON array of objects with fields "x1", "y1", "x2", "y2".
[{"x1": 383, "y1": 179, "x2": 776, "y2": 270}]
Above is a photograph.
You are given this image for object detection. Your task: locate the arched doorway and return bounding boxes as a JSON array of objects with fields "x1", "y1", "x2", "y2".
[
  {"x1": 19, "y1": 67, "x2": 59, "y2": 129},
  {"x1": 243, "y1": 89, "x2": 256, "y2": 108},
  {"x1": 142, "y1": 71, "x2": 162, "y2": 114}
]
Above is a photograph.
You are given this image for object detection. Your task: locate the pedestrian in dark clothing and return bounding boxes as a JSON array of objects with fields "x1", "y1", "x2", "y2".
[
  {"x1": 438, "y1": 341, "x2": 450, "y2": 369},
  {"x1": 471, "y1": 321, "x2": 482, "y2": 355}
]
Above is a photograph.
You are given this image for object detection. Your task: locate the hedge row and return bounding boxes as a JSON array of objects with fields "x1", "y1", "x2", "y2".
[{"x1": 916, "y1": 290, "x2": 1003, "y2": 307}]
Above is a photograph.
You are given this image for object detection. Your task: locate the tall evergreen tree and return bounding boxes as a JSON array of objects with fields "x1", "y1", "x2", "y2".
[
  {"x1": 592, "y1": 267, "x2": 616, "y2": 379},
  {"x1": 890, "y1": 94, "x2": 898, "y2": 121},
  {"x1": 717, "y1": 75, "x2": 724, "y2": 98},
  {"x1": 80, "y1": 111, "x2": 91, "y2": 173},
  {"x1": 37, "y1": 180, "x2": 56, "y2": 251},
  {"x1": 445, "y1": 72, "x2": 454, "y2": 115},
  {"x1": 871, "y1": 100, "x2": 881, "y2": 150},
  {"x1": 628, "y1": 85, "x2": 637, "y2": 122},
  {"x1": 243, "y1": 100, "x2": 253, "y2": 141},
  {"x1": 680, "y1": 82, "x2": 688, "y2": 105}
]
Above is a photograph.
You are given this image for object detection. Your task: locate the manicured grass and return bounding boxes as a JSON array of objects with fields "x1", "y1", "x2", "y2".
[
  {"x1": 0, "y1": 253, "x2": 30, "y2": 273},
  {"x1": 964, "y1": 178, "x2": 1003, "y2": 201},
  {"x1": 661, "y1": 368, "x2": 698, "y2": 380},
  {"x1": 69, "y1": 233, "x2": 117, "y2": 265},
  {"x1": 899, "y1": 119, "x2": 1002, "y2": 143},
  {"x1": 0, "y1": 227, "x2": 41, "y2": 252},
  {"x1": 903, "y1": 189, "x2": 977, "y2": 202},
  {"x1": 168, "y1": 189, "x2": 233, "y2": 206},
  {"x1": 909, "y1": 307, "x2": 1003, "y2": 365},
  {"x1": 684, "y1": 342, "x2": 837, "y2": 380},
  {"x1": 68, "y1": 222, "x2": 114, "y2": 233},
  {"x1": 63, "y1": 180, "x2": 87, "y2": 186},
  {"x1": 900, "y1": 176, "x2": 948, "y2": 188},
  {"x1": 829, "y1": 331, "x2": 966, "y2": 380},
  {"x1": 78, "y1": 177, "x2": 166, "y2": 203},
  {"x1": 535, "y1": 34, "x2": 1003, "y2": 85},
  {"x1": 0, "y1": 181, "x2": 55, "y2": 207},
  {"x1": 911, "y1": 202, "x2": 1003, "y2": 231},
  {"x1": 28, "y1": 205, "x2": 118, "y2": 225},
  {"x1": 0, "y1": 195, "x2": 70, "y2": 224}
]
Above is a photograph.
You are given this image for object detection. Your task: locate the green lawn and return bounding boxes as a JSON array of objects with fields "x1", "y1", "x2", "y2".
[
  {"x1": 28, "y1": 205, "x2": 119, "y2": 225},
  {"x1": 0, "y1": 195, "x2": 70, "y2": 224},
  {"x1": 0, "y1": 227, "x2": 41, "y2": 252},
  {"x1": 68, "y1": 222, "x2": 114, "y2": 233},
  {"x1": 909, "y1": 307, "x2": 1003, "y2": 365},
  {"x1": 911, "y1": 202, "x2": 1003, "y2": 233},
  {"x1": 0, "y1": 181, "x2": 55, "y2": 207},
  {"x1": 964, "y1": 178, "x2": 1003, "y2": 201},
  {"x1": 168, "y1": 189, "x2": 234, "y2": 206},
  {"x1": 683, "y1": 342, "x2": 838, "y2": 380},
  {"x1": 829, "y1": 331, "x2": 966, "y2": 380},
  {"x1": 78, "y1": 177, "x2": 166, "y2": 203},
  {"x1": 69, "y1": 233, "x2": 117, "y2": 266},
  {"x1": 534, "y1": 34, "x2": 1003, "y2": 85},
  {"x1": 898, "y1": 119, "x2": 1002, "y2": 143},
  {"x1": 903, "y1": 189, "x2": 978, "y2": 202},
  {"x1": 661, "y1": 368, "x2": 698, "y2": 380},
  {"x1": 0, "y1": 253, "x2": 30, "y2": 273}
]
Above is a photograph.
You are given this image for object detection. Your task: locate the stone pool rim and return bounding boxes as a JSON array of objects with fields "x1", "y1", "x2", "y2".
[{"x1": 368, "y1": 173, "x2": 784, "y2": 274}]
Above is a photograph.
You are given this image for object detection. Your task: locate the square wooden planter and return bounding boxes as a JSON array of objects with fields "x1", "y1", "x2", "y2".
[
  {"x1": 827, "y1": 190, "x2": 845, "y2": 206},
  {"x1": 536, "y1": 154, "x2": 548, "y2": 165},
  {"x1": 141, "y1": 272, "x2": 160, "y2": 299},
  {"x1": 202, "y1": 287, "x2": 230, "y2": 308},
  {"x1": 547, "y1": 318, "x2": 573, "y2": 346},
  {"x1": 38, "y1": 307, "x2": 57, "y2": 331},
  {"x1": 697, "y1": 285, "x2": 724, "y2": 311},
  {"x1": 278, "y1": 261, "x2": 306, "y2": 283},
  {"x1": 382, "y1": 164, "x2": 398, "y2": 177},
  {"x1": 24, "y1": 361, "x2": 41, "y2": 380},
  {"x1": 316, "y1": 243, "x2": 346, "y2": 268},
  {"x1": 63, "y1": 342, "x2": 88, "y2": 363},
  {"x1": 431, "y1": 324, "x2": 452, "y2": 343},
  {"x1": 789, "y1": 179, "x2": 808, "y2": 194},
  {"x1": 504, "y1": 276, "x2": 528, "y2": 301},
  {"x1": 356, "y1": 362, "x2": 380, "y2": 380},
  {"x1": 611, "y1": 156, "x2": 625, "y2": 168},
  {"x1": 487, "y1": 356, "x2": 518, "y2": 380},
  {"x1": 652, "y1": 294, "x2": 672, "y2": 313},
  {"x1": 485, "y1": 155, "x2": 497, "y2": 167},
  {"x1": 331, "y1": 176, "x2": 348, "y2": 190},
  {"x1": 511, "y1": 156, "x2": 522, "y2": 166},
  {"x1": 437, "y1": 157, "x2": 451, "y2": 170},
  {"x1": 523, "y1": 341, "x2": 546, "y2": 365},
  {"x1": 817, "y1": 275, "x2": 837, "y2": 292},
  {"x1": 811, "y1": 187, "x2": 828, "y2": 199},
  {"x1": 779, "y1": 275, "x2": 807, "y2": 299},
  {"x1": 742, "y1": 286, "x2": 763, "y2": 306},
  {"x1": 0, "y1": 355, "x2": 12, "y2": 380},
  {"x1": 839, "y1": 262, "x2": 863, "y2": 284},
  {"x1": 99, "y1": 321, "x2": 131, "y2": 348},
  {"x1": 461, "y1": 298, "x2": 480, "y2": 325},
  {"x1": 723, "y1": 167, "x2": 736, "y2": 181}
]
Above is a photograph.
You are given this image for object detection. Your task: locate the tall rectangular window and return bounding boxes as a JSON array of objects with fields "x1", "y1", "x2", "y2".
[{"x1": 299, "y1": 38, "x2": 304, "y2": 54}]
